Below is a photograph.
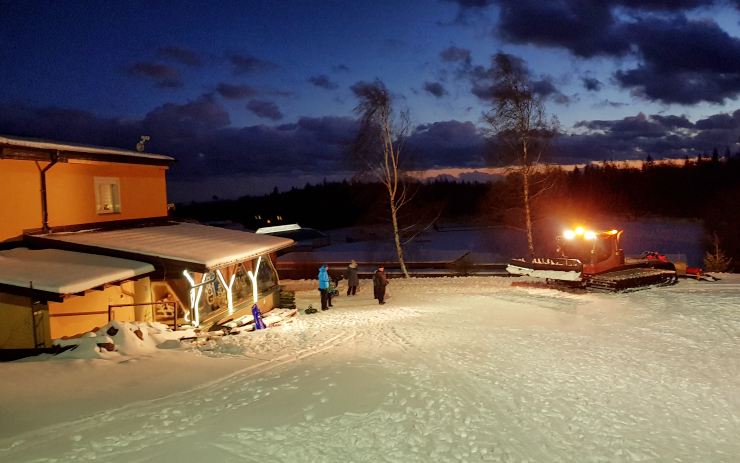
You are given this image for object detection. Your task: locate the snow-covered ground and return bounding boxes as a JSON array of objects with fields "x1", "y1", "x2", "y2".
[{"x1": 1, "y1": 275, "x2": 739, "y2": 462}]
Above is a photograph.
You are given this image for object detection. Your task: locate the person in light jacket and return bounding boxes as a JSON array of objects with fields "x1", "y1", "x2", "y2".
[
  {"x1": 345, "y1": 260, "x2": 359, "y2": 296},
  {"x1": 373, "y1": 266, "x2": 388, "y2": 305},
  {"x1": 318, "y1": 264, "x2": 331, "y2": 310}
]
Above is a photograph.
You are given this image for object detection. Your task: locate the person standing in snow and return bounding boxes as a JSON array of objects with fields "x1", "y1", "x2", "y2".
[
  {"x1": 373, "y1": 266, "x2": 388, "y2": 305},
  {"x1": 345, "y1": 260, "x2": 359, "y2": 296},
  {"x1": 318, "y1": 264, "x2": 331, "y2": 310}
]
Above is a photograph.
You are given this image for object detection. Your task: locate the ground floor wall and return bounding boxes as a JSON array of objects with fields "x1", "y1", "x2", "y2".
[
  {"x1": 0, "y1": 293, "x2": 50, "y2": 349},
  {"x1": 48, "y1": 281, "x2": 138, "y2": 339},
  {"x1": 2, "y1": 253, "x2": 287, "y2": 347}
]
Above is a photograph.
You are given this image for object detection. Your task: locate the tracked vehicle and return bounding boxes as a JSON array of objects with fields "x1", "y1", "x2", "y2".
[{"x1": 507, "y1": 227, "x2": 678, "y2": 291}]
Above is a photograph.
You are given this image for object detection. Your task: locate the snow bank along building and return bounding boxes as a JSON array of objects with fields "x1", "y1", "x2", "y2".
[{"x1": 0, "y1": 135, "x2": 293, "y2": 350}]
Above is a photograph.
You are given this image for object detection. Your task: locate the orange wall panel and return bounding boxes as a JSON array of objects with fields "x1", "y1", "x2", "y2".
[
  {"x1": 2, "y1": 159, "x2": 168, "y2": 241},
  {"x1": 45, "y1": 161, "x2": 168, "y2": 228},
  {"x1": 0, "y1": 160, "x2": 42, "y2": 241}
]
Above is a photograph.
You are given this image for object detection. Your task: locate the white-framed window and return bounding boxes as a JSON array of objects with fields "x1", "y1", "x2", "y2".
[{"x1": 94, "y1": 177, "x2": 121, "y2": 214}]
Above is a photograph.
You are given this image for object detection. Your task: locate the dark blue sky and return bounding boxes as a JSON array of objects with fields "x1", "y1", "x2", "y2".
[{"x1": 3, "y1": 0, "x2": 740, "y2": 200}]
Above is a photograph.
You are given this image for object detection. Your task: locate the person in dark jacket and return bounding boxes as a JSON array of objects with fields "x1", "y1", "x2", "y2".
[
  {"x1": 373, "y1": 266, "x2": 388, "y2": 305},
  {"x1": 345, "y1": 260, "x2": 359, "y2": 296},
  {"x1": 318, "y1": 264, "x2": 331, "y2": 310}
]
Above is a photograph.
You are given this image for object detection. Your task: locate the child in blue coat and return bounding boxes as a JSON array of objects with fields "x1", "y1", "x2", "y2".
[{"x1": 318, "y1": 265, "x2": 331, "y2": 310}]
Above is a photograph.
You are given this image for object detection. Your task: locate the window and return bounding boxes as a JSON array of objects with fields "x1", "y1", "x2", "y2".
[
  {"x1": 255, "y1": 256, "x2": 279, "y2": 294},
  {"x1": 94, "y1": 177, "x2": 121, "y2": 214}
]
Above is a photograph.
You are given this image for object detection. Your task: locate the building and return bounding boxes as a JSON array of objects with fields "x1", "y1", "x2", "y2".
[
  {"x1": 256, "y1": 223, "x2": 330, "y2": 252},
  {"x1": 0, "y1": 135, "x2": 293, "y2": 350}
]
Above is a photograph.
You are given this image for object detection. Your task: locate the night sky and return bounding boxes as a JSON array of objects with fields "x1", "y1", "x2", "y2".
[{"x1": 3, "y1": 0, "x2": 740, "y2": 201}]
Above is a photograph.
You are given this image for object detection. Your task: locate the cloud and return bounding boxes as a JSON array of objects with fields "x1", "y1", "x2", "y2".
[
  {"x1": 450, "y1": 52, "x2": 568, "y2": 104},
  {"x1": 575, "y1": 112, "x2": 670, "y2": 138},
  {"x1": 127, "y1": 62, "x2": 183, "y2": 88},
  {"x1": 5, "y1": 97, "x2": 740, "y2": 188},
  {"x1": 144, "y1": 94, "x2": 231, "y2": 138},
  {"x1": 650, "y1": 114, "x2": 695, "y2": 129},
  {"x1": 423, "y1": 81, "x2": 448, "y2": 98},
  {"x1": 582, "y1": 77, "x2": 603, "y2": 91},
  {"x1": 444, "y1": 0, "x2": 496, "y2": 7},
  {"x1": 216, "y1": 83, "x2": 258, "y2": 100},
  {"x1": 617, "y1": 0, "x2": 714, "y2": 10},
  {"x1": 406, "y1": 120, "x2": 487, "y2": 167},
  {"x1": 157, "y1": 46, "x2": 204, "y2": 67},
  {"x1": 308, "y1": 74, "x2": 339, "y2": 90},
  {"x1": 332, "y1": 64, "x2": 351, "y2": 72},
  {"x1": 246, "y1": 99, "x2": 283, "y2": 120},
  {"x1": 560, "y1": 110, "x2": 740, "y2": 162},
  {"x1": 614, "y1": 16, "x2": 740, "y2": 104},
  {"x1": 695, "y1": 112, "x2": 740, "y2": 130},
  {"x1": 0, "y1": 103, "x2": 140, "y2": 150},
  {"x1": 496, "y1": 1, "x2": 629, "y2": 58},
  {"x1": 229, "y1": 54, "x2": 278, "y2": 74},
  {"x1": 593, "y1": 99, "x2": 628, "y2": 108},
  {"x1": 531, "y1": 76, "x2": 570, "y2": 104},
  {"x1": 350, "y1": 80, "x2": 383, "y2": 99},
  {"x1": 489, "y1": 1, "x2": 740, "y2": 104},
  {"x1": 440, "y1": 46, "x2": 472, "y2": 65}
]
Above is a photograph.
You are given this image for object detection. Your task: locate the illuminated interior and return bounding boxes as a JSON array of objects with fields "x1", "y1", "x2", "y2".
[{"x1": 180, "y1": 256, "x2": 279, "y2": 327}]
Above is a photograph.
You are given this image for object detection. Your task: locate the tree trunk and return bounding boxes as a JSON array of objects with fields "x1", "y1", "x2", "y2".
[
  {"x1": 523, "y1": 169, "x2": 534, "y2": 258},
  {"x1": 390, "y1": 201, "x2": 410, "y2": 278},
  {"x1": 521, "y1": 139, "x2": 534, "y2": 258}
]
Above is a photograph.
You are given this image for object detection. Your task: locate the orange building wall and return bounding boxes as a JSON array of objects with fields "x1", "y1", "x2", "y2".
[
  {"x1": 48, "y1": 281, "x2": 137, "y2": 339},
  {"x1": 46, "y1": 161, "x2": 168, "y2": 228},
  {"x1": 0, "y1": 159, "x2": 168, "y2": 241},
  {"x1": 0, "y1": 292, "x2": 50, "y2": 348},
  {"x1": 0, "y1": 160, "x2": 42, "y2": 241}
]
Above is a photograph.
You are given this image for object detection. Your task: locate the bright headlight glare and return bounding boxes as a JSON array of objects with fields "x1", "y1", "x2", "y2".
[
  {"x1": 584, "y1": 231, "x2": 597, "y2": 240},
  {"x1": 563, "y1": 230, "x2": 576, "y2": 240}
]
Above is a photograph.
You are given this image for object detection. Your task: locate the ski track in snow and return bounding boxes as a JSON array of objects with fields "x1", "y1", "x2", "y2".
[{"x1": 1, "y1": 277, "x2": 739, "y2": 462}]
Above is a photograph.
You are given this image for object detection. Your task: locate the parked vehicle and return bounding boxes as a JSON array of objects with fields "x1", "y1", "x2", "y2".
[{"x1": 507, "y1": 226, "x2": 678, "y2": 291}]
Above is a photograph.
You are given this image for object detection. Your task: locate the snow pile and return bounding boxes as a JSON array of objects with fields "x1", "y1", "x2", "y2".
[{"x1": 53, "y1": 321, "x2": 194, "y2": 359}]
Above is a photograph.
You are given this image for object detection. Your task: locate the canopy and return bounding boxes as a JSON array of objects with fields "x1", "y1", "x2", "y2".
[
  {"x1": 35, "y1": 222, "x2": 294, "y2": 271},
  {"x1": 0, "y1": 248, "x2": 154, "y2": 295}
]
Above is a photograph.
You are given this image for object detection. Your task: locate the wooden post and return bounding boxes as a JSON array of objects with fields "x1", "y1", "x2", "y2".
[{"x1": 29, "y1": 281, "x2": 39, "y2": 349}]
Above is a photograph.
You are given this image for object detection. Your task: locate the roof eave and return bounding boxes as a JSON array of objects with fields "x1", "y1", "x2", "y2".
[{"x1": 0, "y1": 140, "x2": 175, "y2": 167}]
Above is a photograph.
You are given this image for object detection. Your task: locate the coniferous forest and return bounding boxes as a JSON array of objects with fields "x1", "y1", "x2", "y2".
[{"x1": 177, "y1": 155, "x2": 740, "y2": 271}]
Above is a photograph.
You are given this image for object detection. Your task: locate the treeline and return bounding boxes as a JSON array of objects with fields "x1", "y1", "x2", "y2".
[
  {"x1": 175, "y1": 179, "x2": 491, "y2": 231},
  {"x1": 176, "y1": 156, "x2": 740, "y2": 269}
]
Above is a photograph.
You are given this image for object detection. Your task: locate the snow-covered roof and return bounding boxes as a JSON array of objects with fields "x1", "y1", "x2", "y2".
[
  {"x1": 0, "y1": 248, "x2": 154, "y2": 294},
  {"x1": 256, "y1": 224, "x2": 301, "y2": 234},
  {"x1": 0, "y1": 134, "x2": 174, "y2": 164},
  {"x1": 38, "y1": 222, "x2": 294, "y2": 269}
]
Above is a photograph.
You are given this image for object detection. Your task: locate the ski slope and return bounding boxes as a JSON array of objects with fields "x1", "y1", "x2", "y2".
[{"x1": 1, "y1": 275, "x2": 738, "y2": 462}]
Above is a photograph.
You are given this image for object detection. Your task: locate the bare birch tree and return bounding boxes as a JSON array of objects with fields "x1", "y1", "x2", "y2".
[
  {"x1": 485, "y1": 53, "x2": 557, "y2": 258},
  {"x1": 351, "y1": 80, "x2": 411, "y2": 278}
]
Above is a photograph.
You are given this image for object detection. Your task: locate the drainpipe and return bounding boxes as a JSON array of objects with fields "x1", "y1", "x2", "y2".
[{"x1": 36, "y1": 152, "x2": 59, "y2": 233}]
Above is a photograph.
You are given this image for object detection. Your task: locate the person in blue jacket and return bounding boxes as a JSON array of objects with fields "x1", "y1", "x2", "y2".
[{"x1": 318, "y1": 264, "x2": 332, "y2": 310}]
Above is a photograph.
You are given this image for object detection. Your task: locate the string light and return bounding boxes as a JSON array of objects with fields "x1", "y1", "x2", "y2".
[
  {"x1": 182, "y1": 269, "x2": 207, "y2": 327},
  {"x1": 216, "y1": 269, "x2": 237, "y2": 315},
  {"x1": 247, "y1": 256, "x2": 262, "y2": 304}
]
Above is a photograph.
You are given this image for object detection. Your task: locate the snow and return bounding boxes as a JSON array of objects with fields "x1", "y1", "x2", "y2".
[
  {"x1": 39, "y1": 222, "x2": 294, "y2": 269},
  {"x1": 0, "y1": 248, "x2": 154, "y2": 294},
  {"x1": 1, "y1": 275, "x2": 739, "y2": 462},
  {"x1": 506, "y1": 264, "x2": 582, "y2": 281}
]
